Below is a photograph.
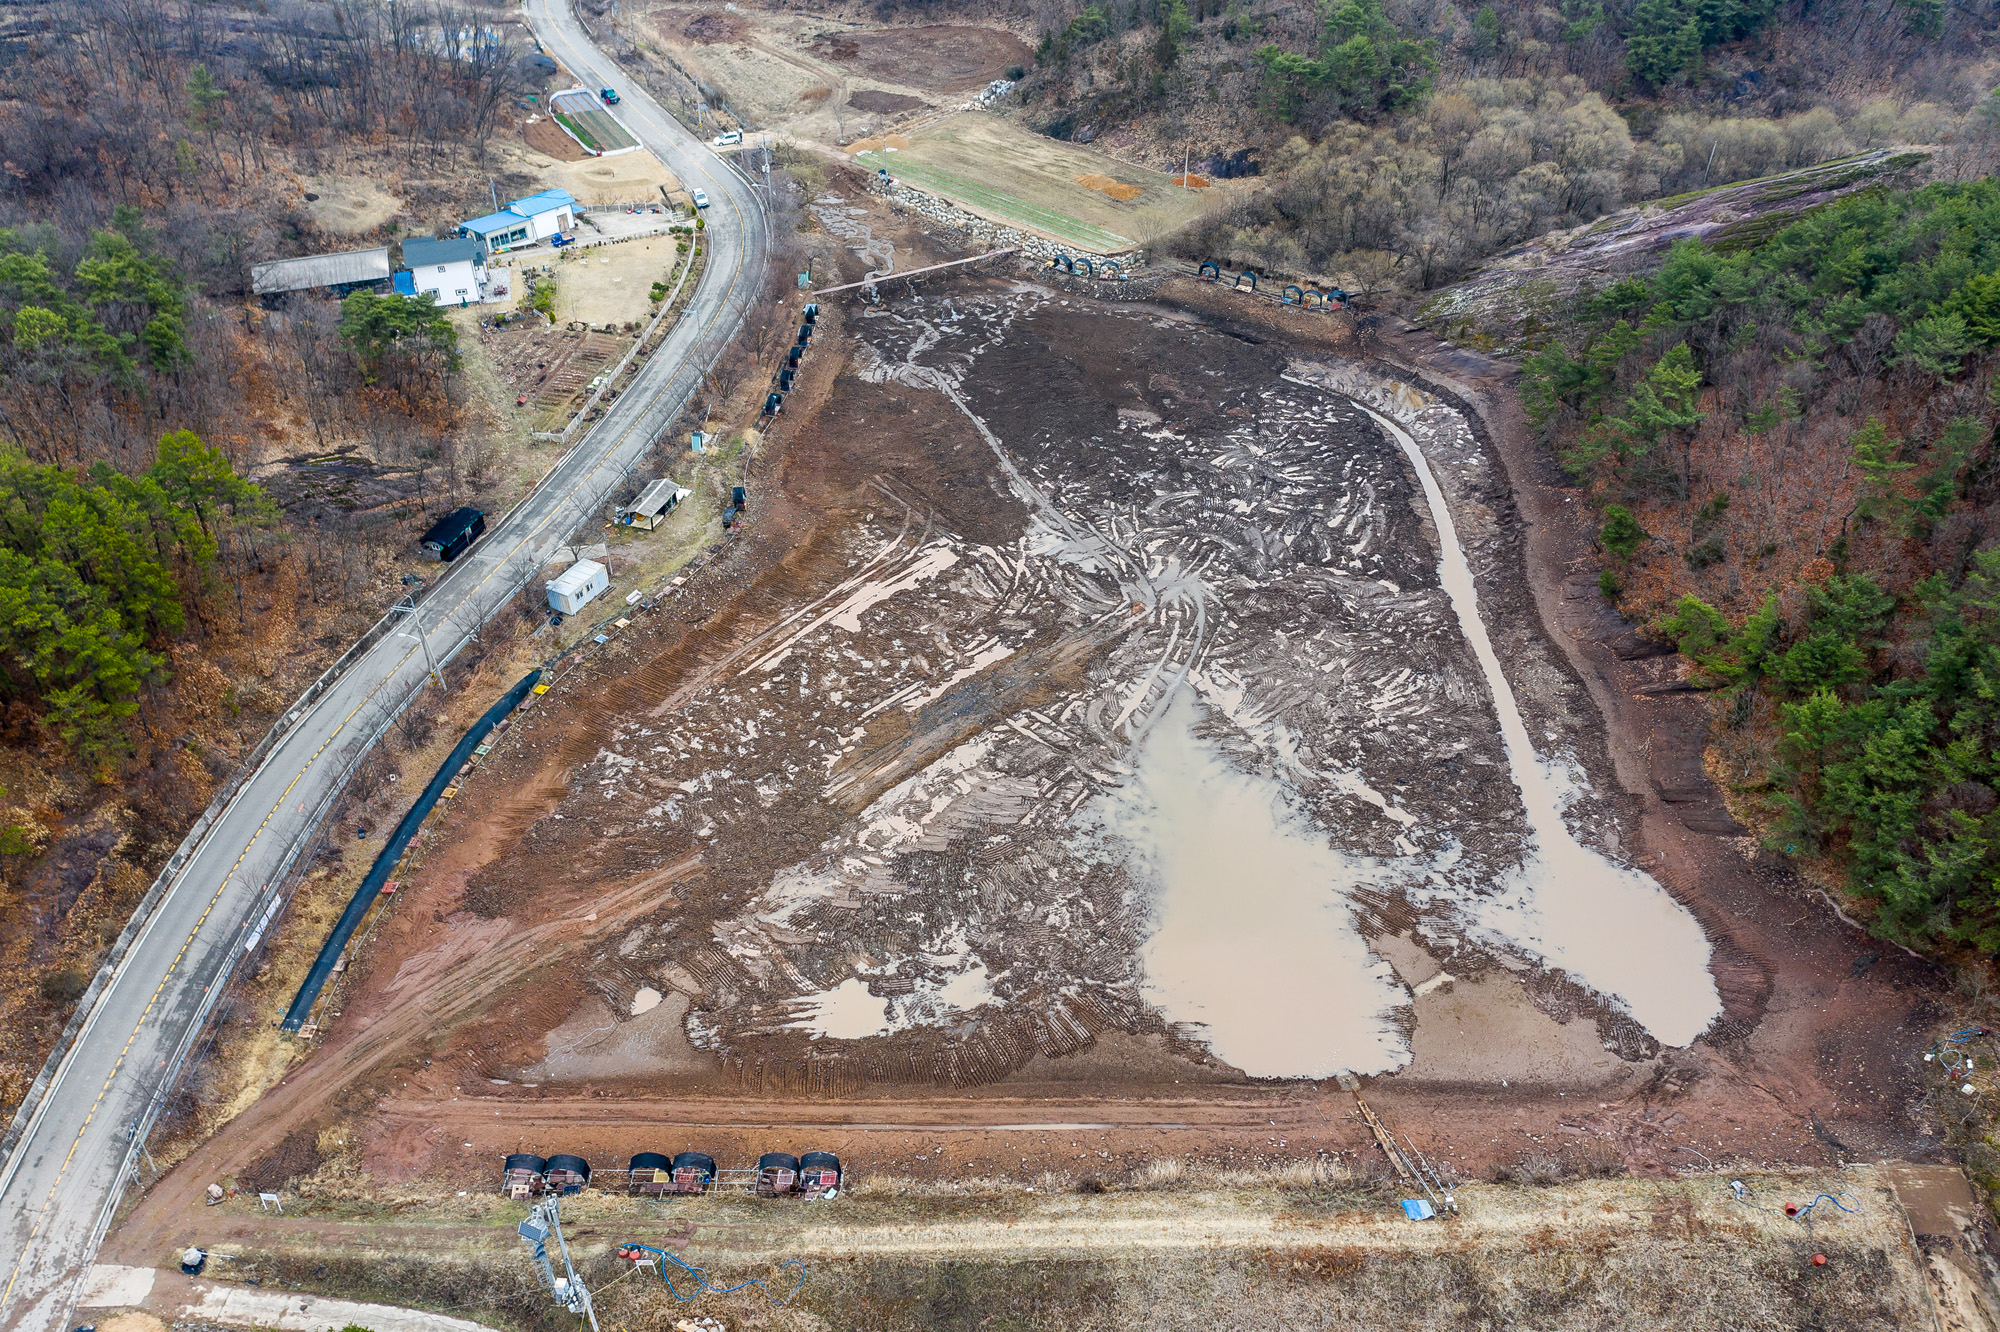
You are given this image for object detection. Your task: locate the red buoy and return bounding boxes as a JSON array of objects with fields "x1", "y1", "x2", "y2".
[{"x1": 1812, "y1": 1254, "x2": 1827, "y2": 1266}]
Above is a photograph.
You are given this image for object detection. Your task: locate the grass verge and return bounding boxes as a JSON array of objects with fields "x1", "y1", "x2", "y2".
[
  {"x1": 186, "y1": 1165, "x2": 1931, "y2": 1331},
  {"x1": 856, "y1": 151, "x2": 1133, "y2": 252}
]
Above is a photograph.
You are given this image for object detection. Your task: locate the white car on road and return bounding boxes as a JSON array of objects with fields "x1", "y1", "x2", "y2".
[
  {"x1": 711, "y1": 130, "x2": 743, "y2": 147},
  {"x1": 691, "y1": 188, "x2": 711, "y2": 209}
]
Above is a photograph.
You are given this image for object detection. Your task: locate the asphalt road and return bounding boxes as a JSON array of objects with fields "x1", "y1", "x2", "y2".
[{"x1": 0, "y1": 11, "x2": 768, "y2": 1328}]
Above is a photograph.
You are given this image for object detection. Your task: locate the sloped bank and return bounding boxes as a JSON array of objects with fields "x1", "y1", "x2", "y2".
[
  {"x1": 1359, "y1": 317, "x2": 1943, "y2": 1154},
  {"x1": 1417, "y1": 148, "x2": 1929, "y2": 351}
]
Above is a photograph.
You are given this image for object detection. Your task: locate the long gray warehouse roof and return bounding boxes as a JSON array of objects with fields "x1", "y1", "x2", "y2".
[{"x1": 251, "y1": 247, "x2": 392, "y2": 295}]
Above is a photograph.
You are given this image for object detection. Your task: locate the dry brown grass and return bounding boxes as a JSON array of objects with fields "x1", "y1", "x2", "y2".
[
  {"x1": 799, "y1": 86, "x2": 832, "y2": 103},
  {"x1": 211, "y1": 1166, "x2": 1931, "y2": 1332}
]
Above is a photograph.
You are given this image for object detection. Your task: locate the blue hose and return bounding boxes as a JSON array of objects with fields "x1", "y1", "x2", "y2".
[
  {"x1": 621, "y1": 1243, "x2": 805, "y2": 1306},
  {"x1": 1794, "y1": 1191, "x2": 1860, "y2": 1222}
]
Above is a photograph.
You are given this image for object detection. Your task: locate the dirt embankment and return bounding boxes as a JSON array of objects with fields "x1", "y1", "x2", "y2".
[
  {"x1": 1358, "y1": 311, "x2": 1949, "y2": 1161},
  {"x1": 1416, "y1": 149, "x2": 1931, "y2": 348}
]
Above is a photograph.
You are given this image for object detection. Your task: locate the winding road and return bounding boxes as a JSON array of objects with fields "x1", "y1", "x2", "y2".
[{"x1": 0, "y1": 9, "x2": 767, "y2": 1329}]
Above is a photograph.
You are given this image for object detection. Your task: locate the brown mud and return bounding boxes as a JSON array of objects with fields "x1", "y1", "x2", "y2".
[{"x1": 108, "y1": 187, "x2": 1949, "y2": 1272}]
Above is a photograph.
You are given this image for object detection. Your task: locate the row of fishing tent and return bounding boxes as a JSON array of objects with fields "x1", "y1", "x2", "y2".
[
  {"x1": 761, "y1": 303, "x2": 819, "y2": 419},
  {"x1": 502, "y1": 1150, "x2": 842, "y2": 1198}
]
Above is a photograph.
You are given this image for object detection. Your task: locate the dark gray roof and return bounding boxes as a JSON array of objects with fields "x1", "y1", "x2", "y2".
[
  {"x1": 403, "y1": 236, "x2": 482, "y2": 268},
  {"x1": 619, "y1": 479, "x2": 690, "y2": 518},
  {"x1": 250, "y1": 247, "x2": 391, "y2": 295}
]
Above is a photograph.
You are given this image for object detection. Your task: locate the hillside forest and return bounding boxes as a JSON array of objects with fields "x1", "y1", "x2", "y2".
[
  {"x1": 0, "y1": 0, "x2": 563, "y2": 1127},
  {"x1": 992, "y1": 0, "x2": 2000, "y2": 958},
  {"x1": 1000, "y1": 0, "x2": 1999, "y2": 293},
  {"x1": 1520, "y1": 184, "x2": 2000, "y2": 955}
]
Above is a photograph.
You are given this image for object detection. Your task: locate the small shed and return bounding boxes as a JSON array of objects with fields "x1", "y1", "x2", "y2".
[
  {"x1": 251, "y1": 246, "x2": 392, "y2": 296},
  {"x1": 420, "y1": 507, "x2": 486, "y2": 561},
  {"x1": 547, "y1": 559, "x2": 609, "y2": 614},
  {"x1": 544, "y1": 1153, "x2": 591, "y2": 1196},
  {"x1": 501, "y1": 1153, "x2": 548, "y2": 1199},
  {"x1": 616, "y1": 479, "x2": 692, "y2": 530}
]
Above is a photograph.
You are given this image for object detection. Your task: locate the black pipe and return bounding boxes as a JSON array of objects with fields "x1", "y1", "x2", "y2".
[{"x1": 281, "y1": 668, "x2": 544, "y2": 1032}]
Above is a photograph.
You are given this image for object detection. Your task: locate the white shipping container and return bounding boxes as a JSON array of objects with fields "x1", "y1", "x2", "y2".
[{"x1": 547, "y1": 559, "x2": 610, "y2": 615}]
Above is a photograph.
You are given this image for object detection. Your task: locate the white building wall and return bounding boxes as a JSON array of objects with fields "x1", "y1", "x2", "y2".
[
  {"x1": 524, "y1": 206, "x2": 574, "y2": 241},
  {"x1": 413, "y1": 258, "x2": 486, "y2": 305}
]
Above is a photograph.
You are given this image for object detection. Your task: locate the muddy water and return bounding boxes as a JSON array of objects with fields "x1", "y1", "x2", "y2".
[
  {"x1": 1088, "y1": 693, "x2": 1410, "y2": 1078},
  {"x1": 589, "y1": 289, "x2": 1723, "y2": 1086},
  {"x1": 1356, "y1": 403, "x2": 1721, "y2": 1047},
  {"x1": 786, "y1": 977, "x2": 890, "y2": 1039}
]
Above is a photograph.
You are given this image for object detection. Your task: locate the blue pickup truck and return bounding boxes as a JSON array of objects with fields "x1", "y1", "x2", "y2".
[{"x1": 600, "y1": 87, "x2": 620, "y2": 104}]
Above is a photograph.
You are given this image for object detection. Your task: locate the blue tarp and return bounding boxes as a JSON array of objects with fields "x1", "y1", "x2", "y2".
[
  {"x1": 392, "y1": 270, "x2": 416, "y2": 295},
  {"x1": 280, "y1": 668, "x2": 544, "y2": 1032},
  {"x1": 1401, "y1": 1199, "x2": 1436, "y2": 1221}
]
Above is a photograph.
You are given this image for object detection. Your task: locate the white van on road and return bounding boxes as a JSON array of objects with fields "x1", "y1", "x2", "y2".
[{"x1": 691, "y1": 188, "x2": 711, "y2": 209}]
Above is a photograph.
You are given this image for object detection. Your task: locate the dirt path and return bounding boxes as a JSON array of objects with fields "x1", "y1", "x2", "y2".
[
  {"x1": 108, "y1": 856, "x2": 702, "y2": 1265},
  {"x1": 103, "y1": 1168, "x2": 1944, "y2": 1330}
]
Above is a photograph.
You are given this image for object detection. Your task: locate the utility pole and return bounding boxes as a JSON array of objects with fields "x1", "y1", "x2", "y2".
[
  {"x1": 392, "y1": 594, "x2": 446, "y2": 693},
  {"x1": 520, "y1": 1197, "x2": 599, "y2": 1332}
]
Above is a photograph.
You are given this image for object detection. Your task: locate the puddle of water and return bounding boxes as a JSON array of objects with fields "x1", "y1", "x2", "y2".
[
  {"x1": 1356, "y1": 402, "x2": 1722, "y2": 1047},
  {"x1": 931, "y1": 963, "x2": 993, "y2": 1012},
  {"x1": 630, "y1": 986, "x2": 663, "y2": 1015},
  {"x1": 785, "y1": 977, "x2": 890, "y2": 1039},
  {"x1": 1086, "y1": 692, "x2": 1411, "y2": 1079}
]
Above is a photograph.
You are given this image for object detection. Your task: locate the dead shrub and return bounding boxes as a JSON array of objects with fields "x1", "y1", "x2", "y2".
[
  {"x1": 1492, "y1": 1151, "x2": 1568, "y2": 1185},
  {"x1": 1566, "y1": 1138, "x2": 1628, "y2": 1179},
  {"x1": 38, "y1": 967, "x2": 88, "y2": 1004},
  {"x1": 800, "y1": 86, "x2": 832, "y2": 103},
  {"x1": 1130, "y1": 1157, "x2": 1186, "y2": 1189},
  {"x1": 238, "y1": 1126, "x2": 325, "y2": 1192}
]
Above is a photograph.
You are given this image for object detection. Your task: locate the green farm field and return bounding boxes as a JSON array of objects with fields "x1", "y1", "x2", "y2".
[
  {"x1": 856, "y1": 112, "x2": 1222, "y2": 253},
  {"x1": 551, "y1": 89, "x2": 639, "y2": 153}
]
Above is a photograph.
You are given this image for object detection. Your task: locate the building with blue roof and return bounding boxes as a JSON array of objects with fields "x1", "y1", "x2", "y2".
[{"x1": 458, "y1": 188, "x2": 577, "y2": 261}]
